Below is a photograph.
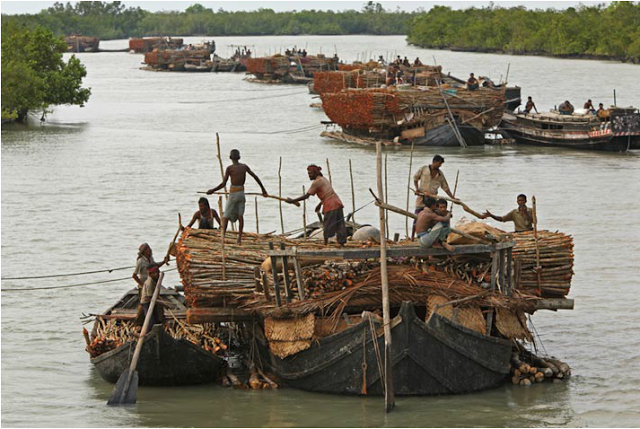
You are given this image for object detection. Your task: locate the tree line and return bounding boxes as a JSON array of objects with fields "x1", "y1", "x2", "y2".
[
  {"x1": 407, "y1": 3, "x2": 640, "y2": 63},
  {"x1": 1, "y1": 1, "x2": 416, "y2": 39}
]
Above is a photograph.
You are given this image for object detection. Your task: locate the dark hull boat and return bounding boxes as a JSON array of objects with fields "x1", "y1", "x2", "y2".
[
  {"x1": 501, "y1": 110, "x2": 640, "y2": 151},
  {"x1": 91, "y1": 324, "x2": 224, "y2": 386},
  {"x1": 412, "y1": 122, "x2": 485, "y2": 147},
  {"x1": 89, "y1": 288, "x2": 225, "y2": 386},
  {"x1": 256, "y1": 302, "x2": 511, "y2": 395}
]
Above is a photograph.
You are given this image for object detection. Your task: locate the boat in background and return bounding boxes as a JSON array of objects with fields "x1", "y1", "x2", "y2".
[{"x1": 500, "y1": 106, "x2": 640, "y2": 151}]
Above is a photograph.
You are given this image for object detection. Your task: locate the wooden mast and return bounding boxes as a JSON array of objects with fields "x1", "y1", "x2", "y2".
[{"x1": 376, "y1": 141, "x2": 395, "y2": 412}]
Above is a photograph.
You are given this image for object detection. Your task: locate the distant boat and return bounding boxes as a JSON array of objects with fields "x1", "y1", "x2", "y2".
[{"x1": 500, "y1": 107, "x2": 640, "y2": 151}]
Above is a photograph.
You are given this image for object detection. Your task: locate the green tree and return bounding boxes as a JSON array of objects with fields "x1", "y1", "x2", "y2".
[{"x1": 1, "y1": 24, "x2": 91, "y2": 122}]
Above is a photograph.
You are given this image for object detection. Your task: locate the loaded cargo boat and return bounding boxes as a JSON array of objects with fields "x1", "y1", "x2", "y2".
[
  {"x1": 174, "y1": 221, "x2": 574, "y2": 396},
  {"x1": 129, "y1": 37, "x2": 185, "y2": 53},
  {"x1": 65, "y1": 35, "x2": 100, "y2": 53},
  {"x1": 143, "y1": 49, "x2": 213, "y2": 72},
  {"x1": 500, "y1": 106, "x2": 640, "y2": 151},
  {"x1": 246, "y1": 54, "x2": 338, "y2": 84},
  {"x1": 84, "y1": 287, "x2": 225, "y2": 386}
]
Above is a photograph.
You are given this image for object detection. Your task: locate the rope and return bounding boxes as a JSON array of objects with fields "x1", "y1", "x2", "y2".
[
  {"x1": 2, "y1": 265, "x2": 137, "y2": 280},
  {"x1": 179, "y1": 90, "x2": 307, "y2": 104},
  {"x1": 1, "y1": 268, "x2": 177, "y2": 292}
]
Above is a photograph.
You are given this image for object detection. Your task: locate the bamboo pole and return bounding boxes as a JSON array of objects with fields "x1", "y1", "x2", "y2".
[
  {"x1": 302, "y1": 185, "x2": 307, "y2": 238},
  {"x1": 216, "y1": 133, "x2": 234, "y2": 231},
  {"x1": 384, "y1": 149, "x2": 389, "y2": 240},
  {"x1": 405, "y1": 142, "x2": 414, "y2": 239},
  {"x1": 376, "y1": 141, "x2": 395, "y2": 413},
  {"x1": 165, "y1": 213, "x2": 182, "y2": 262},
  {"x1": 197, "y1": 191, "x2": 299, "y2": 206},
  {"x1": 349, "y1": 159, "x2": 356, "y2": 228},
  {"x1": 532, "y1": 196, "x2": 542, "y2": 295},
  {"x1": 450, "y1": 170, "x2": 459, "y2": 215},
  {"x1": 278, "y1": 157, "x2": 284, "y2": 235},
  {"x1": 255, "y1": 197, "x2": 259, "y2": 234},
  {"x1": 326, "y1": 158, "x2": 332, "y2": 185},
  {"x1": 218, "y1": 197, "x2": 226, "y2": 281}
]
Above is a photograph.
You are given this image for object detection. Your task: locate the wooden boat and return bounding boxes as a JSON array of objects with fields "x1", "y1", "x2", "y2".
[
  {"x1": 184, "y1": 62, "x2": 213, "y2": 72},
  {"x1": 500, "y1": 108, "x2": 640, "y2": 151},
  {"x1": 88, "y1": 288, "x2": 225, "y2": 386},
  {"x1": 255, "y1": 302, "x2": 512, "y2": 395},
  {"x1": 65, "y1": 35, "x2": 100, "y2": 53}
]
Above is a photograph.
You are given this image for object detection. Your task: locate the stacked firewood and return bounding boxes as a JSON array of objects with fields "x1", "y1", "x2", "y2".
[
  {"x1": 85, "y1": 318, "x2": 228, "y2": 358},
  {"x1": 298, "y1": 261, "x2": 378, "y2": 298},
  {"x1": 510, "y1": 348, "x2": 571, "y2": 386},
  {"x1": 186, "y1": 281, "x2": 256, "y2": 307},
  {"x1": 513, "y1": 231, "x2": 574, "y2": 297},
  {"x1": 422, "y1": 258, "x2": 492, "y2": 285}
]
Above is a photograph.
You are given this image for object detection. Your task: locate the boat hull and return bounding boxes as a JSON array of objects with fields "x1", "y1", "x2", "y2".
[
  {"x1": 501, "y1": 119, "x2": 634, "y2": 151},
  {"x1": 91, "y1": 325, "x2": 225, "y2": 386},
  {"x1": 412, "y1": 123, "x2": 485, "y2": 147},
  {"x1": 258, "y1": 302, "x2": 511, "y2": 396}
]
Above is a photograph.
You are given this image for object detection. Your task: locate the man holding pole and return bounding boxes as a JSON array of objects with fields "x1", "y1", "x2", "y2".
[
  {"x1": 207, "y1": 149, "x2": 268, "y2": 245},
  {"x1": 287, "y1": 165, "x2": 347, "y2": 246},
  {"x1": 482, "y1": 194, "x2": 533, "y2": 232},
  {"x1": 412, "y1": 155, "x2": 455, "y2": 239},
  {"x1": 415, "y1": 197, "x2": 455, "y2": 251},
  {"x1": 140, "y1": 264, "x2": 164, "y2": 326}
]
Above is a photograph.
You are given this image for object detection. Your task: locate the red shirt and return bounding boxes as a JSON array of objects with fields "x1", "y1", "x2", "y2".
[{"x1": 308, "y1": 176, "x2": 343, "y2": 214}]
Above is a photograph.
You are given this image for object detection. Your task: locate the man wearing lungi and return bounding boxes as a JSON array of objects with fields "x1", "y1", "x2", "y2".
[
  {"x1": 207, "y1": 149, "x2": 268, "y2": 245},
  {"x1": 287, "y1": 165, "x2": 347, "y2": 246},
  {"x1": 415, "y1": 196, "x2": 455, "y2": 252}
]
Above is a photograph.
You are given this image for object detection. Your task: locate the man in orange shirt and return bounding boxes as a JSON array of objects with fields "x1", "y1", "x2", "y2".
[{"x1": 287, "y1": 165, "x2": 347, "y2": 245}]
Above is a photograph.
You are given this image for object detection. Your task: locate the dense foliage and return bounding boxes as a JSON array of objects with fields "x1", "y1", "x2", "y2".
[
  {"x1": 407, "y1": 3, "x2": 640, "y2": 63},
  {"x1": 1, "y1": 1, "x2": 416, "y2": 39},
  {"x1": 1, "y1": 23, "x2": 91, "y2": 122}
]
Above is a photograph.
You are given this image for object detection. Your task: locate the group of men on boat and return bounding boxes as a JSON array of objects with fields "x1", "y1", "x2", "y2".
[{"x1": 524, "y1": 96, "x2": 612, "y2": 120}]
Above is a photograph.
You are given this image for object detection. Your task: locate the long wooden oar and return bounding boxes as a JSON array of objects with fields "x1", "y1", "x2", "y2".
[
  {"x1": 107, "y1": 272, "x2": 164, "y2": 406},
  {"x1": 197, "y1": 191, "x2": 300, "y2": 206}
]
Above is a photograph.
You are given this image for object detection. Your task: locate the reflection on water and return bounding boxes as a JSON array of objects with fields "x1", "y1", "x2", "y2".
[{"x1": 2, "y1": 35, "x2": 640, "y2": 427}]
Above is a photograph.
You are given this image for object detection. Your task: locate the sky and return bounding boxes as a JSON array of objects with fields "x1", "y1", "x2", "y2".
[{"x1": 0, "y1": 0, "x2": 604, "y2": 15}]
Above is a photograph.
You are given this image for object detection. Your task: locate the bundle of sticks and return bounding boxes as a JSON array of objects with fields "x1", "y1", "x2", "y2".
[
  {"x1": 313, "y1": 70, "x2": 384, "y2": 96},
  {"x1": 246, "y1": 56, "x2": 290, "y2": 75},
  {"x1": 510, "y1": 346, "x2": 571, "y2": 386},
  {"x1": 320, "y1": 88, "x2": 402, "y2": 131},
  {"x1": 85, "y1": 318, "x2": 228, "y2": 358},
  {"x1": 247, "y1": 264, "x2": 536, "y2": 319},
  {"x1": 186, "y1": 281, "x2": 256, "y2": 308},
  {"x1": 299, "y1": 261, "x2": 378, "y2": 299},
  {"x1": 421, "y1": 257, "x2": 492, "y2": 285},
  {"x1": 513, "y1": 231, "x2": 574, "y2": 297}
]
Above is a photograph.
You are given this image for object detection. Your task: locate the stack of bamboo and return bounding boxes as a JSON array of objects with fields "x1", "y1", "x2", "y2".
[
  {"x1": 513, "y1": 231, "x2": 574, "y2": 297},
  {"x1": 510, "y1": 347, "x2": 571, "y2": 386},
  {"x1": 246, "y1": 56, "x2": 291, "y2": 76},
  {"x1": 144, "y1": 49, "x2": 211, "y2": 70},
  {"x1": 313, "y1": 71, "x2": 384, "y2": 96},
  {"x1": 320, "y1": 88, "x2": 401, "y2": 131}
]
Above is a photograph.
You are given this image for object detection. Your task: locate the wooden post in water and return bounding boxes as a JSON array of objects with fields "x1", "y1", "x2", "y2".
[
  {"x1": 405, "y1": 142, "x2": 414, "y2": 239},
  {"x1": 349, "y1": 159, "x2": 356, "y2": 228},
  {"x1": 376, "y1": 141, "x2": 395, "y2": 413},
  {"x1": 278, "y1": 157, "x2": 284, "y2": 235}
]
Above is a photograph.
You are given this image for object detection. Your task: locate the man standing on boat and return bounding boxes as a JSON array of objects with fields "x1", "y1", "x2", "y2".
[
  {"x1": 524, "y1": 96, "x2": 538, "y2": 114},
  {"x1": 207, "y1": 149, "x2": 268, "y2": 245},
  {"x1": 132, "y1": 243, "x2": 168, "y2": 325},
  {"x1": 482, "y1": 194, "x2": 533, "y2": 233},
  {"x1": 140, "y1": 264, "x2": 164, "y2": 326},
  {"x1": 286, "y1": 165, "x2": 347, "y2": 246},
  {"x1": 416, "y1": 197, "x2": 455, "y2": 251},
  {"x1": 412, "y1": 155, "x2": 455, "y2": 239}
]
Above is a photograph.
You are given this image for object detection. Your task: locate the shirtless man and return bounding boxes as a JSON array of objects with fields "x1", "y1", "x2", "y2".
[
  {"x1": 467, "y1": 73, "x2": 479, "y2": 90},
  {"x1": 207, "y1": 149, "x2": 268, "y2": 244},
  {"x1": 524, "y1": 96, "x2": 538, "y2": 114},
  {"x1": 415, "y1": 197, "x2": 454, "y2": 251}
]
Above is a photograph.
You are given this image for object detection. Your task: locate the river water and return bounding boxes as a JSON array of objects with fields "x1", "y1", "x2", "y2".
[{"x1": 2, "y1": 35, "x2": 639, "y2": 427}]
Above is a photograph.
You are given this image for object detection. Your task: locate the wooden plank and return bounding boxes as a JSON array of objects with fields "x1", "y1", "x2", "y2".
[
  {"x1": 280, "y1": 243, "x2": 292, "y2": 303},
  {"x1": 506, "y1": 247, "x2": 513, "y2": 296},
  {"x1": 293, "y1": 255, "x2": 305, "y2": 300},
  {"x1": 268, "y1": 242, "x2": 282, "y2": 307},
  {"x1": 187, "y1": 307, "x2": 254, "y2": 323},
  {"x1": 534, "y1": 298, "x2": 574, "y2": 311}
]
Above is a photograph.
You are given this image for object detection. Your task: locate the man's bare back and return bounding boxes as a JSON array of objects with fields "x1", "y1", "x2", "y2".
[{"x1": 415, "y1": 208, "x2": 439, "y2": 234}]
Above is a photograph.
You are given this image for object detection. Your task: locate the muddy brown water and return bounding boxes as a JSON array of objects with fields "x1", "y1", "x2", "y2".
[{"x1": 2, "y1": 35, "x2": 640, "y2": 427}]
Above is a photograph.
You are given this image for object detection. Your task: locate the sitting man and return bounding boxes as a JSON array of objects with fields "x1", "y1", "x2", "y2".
[
  {"x1": 596, "y1": 103, "x2": 610, "y2": 121},
  {"x1": 483, "y1": 194, "x2": 533, "y2": 233},
  {"x1": 467, "y1": 73, "x2": 479, "y2": 90},
  {"x1": 558, "y1": 100, "x2": 574, "y2": 115},
  {"x1": 416, "y1": 197, "x2": 454, "y2": 252},
  {"x1": 584, "y1": 99, "x2": 596, "y2": 114}
]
